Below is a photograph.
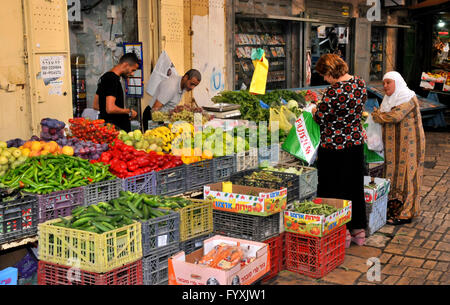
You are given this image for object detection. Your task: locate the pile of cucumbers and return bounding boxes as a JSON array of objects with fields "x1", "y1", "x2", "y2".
[{"x1": 52, "y1": 191, "x2": 197, "y2": 233}]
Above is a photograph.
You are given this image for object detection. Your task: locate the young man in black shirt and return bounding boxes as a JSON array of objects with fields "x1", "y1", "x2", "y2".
[{"x1": 93, "y1": 53, "x2": 139, "y2": 132}]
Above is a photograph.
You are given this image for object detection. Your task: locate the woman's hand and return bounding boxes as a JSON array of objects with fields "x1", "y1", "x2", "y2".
[{"x1": 371, "y1": 107, "x2": 383, "y2": 124}]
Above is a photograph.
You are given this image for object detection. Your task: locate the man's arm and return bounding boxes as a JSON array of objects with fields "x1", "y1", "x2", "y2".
[
  {"x1": 151, "y1": 99, "x2": 164, "y2": 112},
  {"x1": 93, "y1": 94, "x2": 100, "y2": 111},
  {"x1": 105, "y1": 96, "x2": 137, "y2": 118}
]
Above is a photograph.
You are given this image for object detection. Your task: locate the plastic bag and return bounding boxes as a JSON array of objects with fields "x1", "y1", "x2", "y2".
[
  {"x1": 362, "y1": 120, "x2": 384, "y2": 164},
  {"x1": 365, "y1": 114, "x2": 384, "y2": 152},
  {"x1": 249, "y1": 50, "x2": 269, "y2": 95},
  {"x1": 281, "y1": 110, "x2": 320, "y2": 165},
  {"x1": 270, "y1": 106, "x2": 297, "y2": 132}
]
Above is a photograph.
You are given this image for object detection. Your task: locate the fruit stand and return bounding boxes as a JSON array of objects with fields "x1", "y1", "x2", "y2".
[{"x1": 0, "y1": 87, "x2": 390, "y2": 286}]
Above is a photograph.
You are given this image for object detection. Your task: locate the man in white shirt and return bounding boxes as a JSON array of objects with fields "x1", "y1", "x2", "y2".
[{"x1": 150, "y1": 69, "x2": 201, "y2": 112}]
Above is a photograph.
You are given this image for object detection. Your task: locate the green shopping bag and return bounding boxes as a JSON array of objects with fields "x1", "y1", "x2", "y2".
[{"x1": 281, "y1": 111, "x2": 320, "y2": 165}]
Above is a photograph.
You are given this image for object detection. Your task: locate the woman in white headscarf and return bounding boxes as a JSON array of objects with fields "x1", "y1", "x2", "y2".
[{"x1": 372, "y1": 71, "x2": 426, "y2": 225}]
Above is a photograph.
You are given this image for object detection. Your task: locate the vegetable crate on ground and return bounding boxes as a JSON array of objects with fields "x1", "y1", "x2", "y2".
[
  {"x1": 84, "y1": 178, "x2": 122, "y2": 206},
  {"x1": 143, "y1": 244, "x2": 180, "y2": 285},
  {"x1": 178, "y1": 199, "x2": 213, "y2": 242},
  {"x1": 276, "y1": 162, "x2": 318, "y2": 200},
  {"x1": 35, "y1": 187, "x2": 84, "y2": 223},
  {"x1": 179, "y1": 233, "x2": 214, "y2": 255},
  {"x1": 0, "y1": 195, "x2": 38, "y2": 245},
  {"x1": 258, "y1": 143, "x2": 280, "y2": 166},
  {"x1": 37, "y1": 259, "x2": 143, "y2": 285},
  {"x1": 235, "y1": 148, "x2": 258, "y2": 172},
  {"x1": 285, "y1": 225, "x2": 346, "y2": 278},
  {"x1": 230, "y1": 169, "x2": 300, "y2": 203},
  {"x1": 279, "y1": 144, "x2": 297, "y2": 164},
  {"x1": 364, "y1": 177, "x2": 391, "y2": 236},
  {"x1": 212, "y1": 155, "x2": 237, "y2": 182},
  {"x1": 261, "y1": 234, "x2": 283, "y2": 282},
  {"x1": 185, "y1": 159, "x2": 214, "y2": 192},
  {"x1": 38, "y1": 217, "x2": 142, "y2": 273},
  {"x1": 141, "y1": 209, "x2": 180, "y2": 257},
  {"x1": 213, "y1": 210, "x2": 280, "y2": 242},
  {"x1": 156, "y1": 165, "x2": 187, "y2": 196},
  {"x1": 121, "y1": 171, "x2": 156, "y2": 195}
]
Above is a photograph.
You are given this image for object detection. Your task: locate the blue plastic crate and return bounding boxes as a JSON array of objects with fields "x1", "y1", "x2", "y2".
[{"x1": 0, "y1": 267, "x2": 18, "y2": 285}]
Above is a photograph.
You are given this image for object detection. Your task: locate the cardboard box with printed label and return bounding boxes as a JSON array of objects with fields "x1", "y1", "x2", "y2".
[
  {"x1": 204, "y1": 183, "x2": 288, "y2": 216},
  {"x1": 364, "y1": 176, "x2": 391, "y2": 204},
  {"x1": 284, "y1": 198, "x2": 352, "y2": 237},
  {"x1": 168, "y1": 235, "x2": 270, "y2": 285}
]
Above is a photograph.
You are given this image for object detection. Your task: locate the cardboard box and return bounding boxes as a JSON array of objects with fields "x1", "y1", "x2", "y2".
[
  {"x1": 204, "y1": 183, "x2": 288, "y2": 216},
  {"x1": 364, "y1": 176, "x2": 391, "y2": 204},
  {"x1": 168, "y1": 235, "x2": 269, "y2": 285},
  {"x1": 284, "y1": 198, "x2": 352, "y2": 237}
]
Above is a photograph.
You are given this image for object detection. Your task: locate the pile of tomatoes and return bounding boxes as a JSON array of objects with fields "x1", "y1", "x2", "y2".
[{"x1": 69, "y1": 118, "x2": 119, "y2": 144}]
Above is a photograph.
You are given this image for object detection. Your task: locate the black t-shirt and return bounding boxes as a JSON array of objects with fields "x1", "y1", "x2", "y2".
[{"x1": 96, "y1": 72, "x2": 131, "y2": 132}]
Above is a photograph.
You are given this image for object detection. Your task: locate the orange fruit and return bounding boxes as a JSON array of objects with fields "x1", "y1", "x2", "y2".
[
  {"x1": 62, "y1": 146, "x2": 74, "y2": 156},
  {"x1": 43, "y1": 143, "x2": 52, "y2": 152},
  {"x1": 23, "y1": 141, "x2": 32, "y2": 149},
  {"x1": 30, "y1": 141, "x2": 41, "y2": 152},
  {"x1": 40, "y1": 150, "x2": 50, "y2": 156},
  {"x1": 29, "y1": 150, "x2": 40, "y2": 157},
  {"x1": 48, "y1": 141, "x2": 59, "y2": 153},
  {"x1": 21, "y1": 148, "x2": 31, "y2": 157},
  {"x1": 202, "y1": 150, "x2": 213, "y2": 159}
]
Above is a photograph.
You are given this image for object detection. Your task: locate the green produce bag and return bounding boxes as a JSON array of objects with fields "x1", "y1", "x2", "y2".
[
  {"x1": 281, "y1": 111, "x2": 320, "y2": 165},
  {"x1": 362, "y1": 122, "x2": 384, "y2": 163}
]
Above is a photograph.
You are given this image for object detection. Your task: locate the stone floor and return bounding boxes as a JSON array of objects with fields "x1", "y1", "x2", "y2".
[{"x1": 265, "y1": 130, "x2": 450, "y2": 285}]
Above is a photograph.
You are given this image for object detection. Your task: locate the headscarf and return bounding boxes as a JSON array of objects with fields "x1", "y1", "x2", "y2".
[{"x1": 380, "y1": 71, "x2": 416, "y2": 112}]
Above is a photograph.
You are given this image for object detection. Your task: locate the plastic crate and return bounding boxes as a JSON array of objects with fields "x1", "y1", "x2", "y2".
[
  {"x1": 279, "y1": 145, "x2": 297, "y2": 164},
  {"x1": 213, "y1": 155, "x2": 237, "y2": 182},
  {"x1": 36, "y1": 187, "x2": 84, "y2": 223},
  {"x1": 121, "y1": 171, "x2": 156, "y2": 195},
  {"x1": 258, "y1": 143, "x2": 280, "y2": 166},
  {"x1": 142, "y1": 209, "x2": 180, "y2": 257},
  {"x1": 281, "y1": 232, "x2": 286, "y2": 270},
  {"x1": 368, "y1": 163, "x2": 384, "y2": 178},
  {"x1": 179, "y1": 199, "x2": 213, "y2": 242},
  {"x1": 37, "y1": 259, "x2": 143, "y2": 285},
  {"x1": 185, "y1": 159, "x2": 214, "y2": 191},
  {"x1": 0, "y1": 195, "x2": 38, "y2": 245},
  {"x1": 83, "y1": 178, "x2": 122, "y2": 206},
  {"x1": 261, "y1": 234, "x2": 283, "y2": 282},
  {"x1": 143, "y1": 244, "x2": 180, "y2": 285},
  {"x1": 156, "y1": 165, "x2": 186, "y2": 196},
  {"x1": 38, "y1": 217, "x2": 142, "y2": 273},
  {"x1": 230, "y1": 169, "x2": 300, "y2": 203},
  {"x1": 0, "y1": 267, "x2": 18, "y2": 285},
  {"x1": 285, "y1": 225, "x2": 346, "y2": 278},
  {"x1": 235, "y1": 148, "x2": 258, "y2": 172},
  {"x1": 277, "y1": 163, "x2": 318, "y2": 200},
  {"x1": 213, "y1": 210, "x2": 280, "y2": 242},
  {"x1": 179, "y1": 233, "x2": 213, "y2": 255},
  {"x1": 365, "y1": 194, "x2": 388, "y2": 236}
]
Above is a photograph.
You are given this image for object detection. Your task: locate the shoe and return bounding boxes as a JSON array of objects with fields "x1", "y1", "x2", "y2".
[
  {"x1": 351, "y1": 230, "x2": 366, "y2": 246},
  {"x1": 386, "y1": 218, "x2": 412, "y2": 226},
  {"x1": 345, "y1": 230, "x2": 351, "y2": 248}
]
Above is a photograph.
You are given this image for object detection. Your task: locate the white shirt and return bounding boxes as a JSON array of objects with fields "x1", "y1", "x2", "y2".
[{"x1": 150, "y1": 75, "x2": 185, "y2": 112}]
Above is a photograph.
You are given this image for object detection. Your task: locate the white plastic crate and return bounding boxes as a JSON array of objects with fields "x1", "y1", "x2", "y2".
[{"x1": 364, "y1": 177, "x2": 390, "y2": 235}]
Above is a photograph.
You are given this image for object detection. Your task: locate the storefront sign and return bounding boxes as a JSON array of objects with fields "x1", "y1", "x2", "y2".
[{"x1": 67, "y1": 0, "x2": 81, "y2": 22}]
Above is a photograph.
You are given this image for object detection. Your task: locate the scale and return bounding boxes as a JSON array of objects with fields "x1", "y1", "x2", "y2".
[{"x1": 203, "y1": 103, "x2": 241, "y2": 119}]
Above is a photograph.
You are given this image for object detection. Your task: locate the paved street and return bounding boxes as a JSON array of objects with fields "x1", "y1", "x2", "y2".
[{"x1": 266, "y1": 129, "x2": 450, "y2": 285}]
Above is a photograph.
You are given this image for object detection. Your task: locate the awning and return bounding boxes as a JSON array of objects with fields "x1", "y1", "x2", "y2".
[{"x1": 409, "y1": 0, "x2": 450, "y2": 9}]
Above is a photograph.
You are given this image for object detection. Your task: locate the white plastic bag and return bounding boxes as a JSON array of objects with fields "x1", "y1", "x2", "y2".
[{"x1": 365, "y1": 114, "x2": 384, "y2": 152}]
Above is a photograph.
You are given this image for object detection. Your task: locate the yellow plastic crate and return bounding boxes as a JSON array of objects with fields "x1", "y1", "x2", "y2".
[
  {"x1": 38, "y1": 217, "x2": 142, "y2": 273},
  {"x1": 179, "y1": 199, "x2": 213, "y2": 242}
]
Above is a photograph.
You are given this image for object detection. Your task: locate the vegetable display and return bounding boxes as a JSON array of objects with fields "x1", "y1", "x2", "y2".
[
  {"x1": 0, "y1": 144, "x2": 28, "y2": 177},
  {"x1": 292, "y1": 200, "x2": 339, "y2": 216},
  {"x1": 51, "y1": 193, "x2": 171, "y2": 233},
  {"x1": 92, "y1": 140, "x2": 183, "y2": 178},
  {"x1": 68, "y1": 118, "x2": 119, "y2": 144},
  {"x1": 40, "y1": 118, "x2": 66, "y2": 142},
  {"x1": 57, "y1": 137, "x2": 109, "y2": 160},
  {"x1": 0, "y1": 155, "x2": 115, "y2": 194},
  {"x1": 261, "y1": 166, "x2": 305, "y2": 175}
]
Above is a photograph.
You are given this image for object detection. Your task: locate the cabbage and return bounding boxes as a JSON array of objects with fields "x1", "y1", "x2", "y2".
[{"x1": 287, "y1": 100, "x2": 298, "y2": 110}]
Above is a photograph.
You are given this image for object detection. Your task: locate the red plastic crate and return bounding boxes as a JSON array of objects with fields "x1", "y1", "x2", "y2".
[
  {"x1": 285, "y1": 225, "x2": 346, "y2": 278},
  {"x1": 261, "y1": 234, "x2": 283, "y2": 282},
  {"x1": 38, "y1": 259, "x2": 143, "y2": 285},
  {"x1": 281, "y1": 232, "x2": 286, "y2": 270}
]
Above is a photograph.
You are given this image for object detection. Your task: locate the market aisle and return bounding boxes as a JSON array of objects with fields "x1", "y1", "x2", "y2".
[{"x1": 266, "y1": 131, "x2": 450, "y2": 285}]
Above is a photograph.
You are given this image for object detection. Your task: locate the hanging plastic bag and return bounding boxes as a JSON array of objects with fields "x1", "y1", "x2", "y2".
[
  {"x1": 281, "y1": 110, "x2": 320, "y2": 165},
  {"x1": 270, "y1": 106, "x2": 297, "y2": 133},
  {"x1": 249, "y1": 48, "x2": 269, "y2": 95},
  {"x1": 362, "y1": 120, "x2": 384, "y2": 164},
  {"x1": 365, "y1": 114, "x2": 384, "y2": 152}
]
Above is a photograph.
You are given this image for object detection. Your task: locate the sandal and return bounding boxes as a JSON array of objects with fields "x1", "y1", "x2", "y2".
[
  {"x1": 345, "y1": 230, "x2": 351, "y2": 248},
  {"x1": 351, "y1": 230, "x2": 366, "y2": 246},
  {"x1": 387, "y1": 217, "x2": 412, "y2": 226}
]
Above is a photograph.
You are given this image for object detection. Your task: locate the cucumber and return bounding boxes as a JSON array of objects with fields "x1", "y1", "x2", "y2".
[
  {"x1": 101, "y1": 221, "x2": 115, "y2": 231},
  {"x1": 91, "y1": 221, "x2": 110, "y2": 233},
  {"x1": 72, "y1": 217, "x2": 92, "y2": 228},
  {"x1": 127, "y1": 200, "x2": 144, "y2": 219},
  {"x1": 94, "y1": 215, "x2": 114, "y2": 223}
]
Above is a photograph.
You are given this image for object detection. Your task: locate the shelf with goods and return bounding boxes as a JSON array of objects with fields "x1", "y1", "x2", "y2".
[
  {"x1": 370, "y1": 27, "x2": 385, "y2": 82},
  {"x1": 234, "y1": 18, "x2": 288, "y2": 91}
]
